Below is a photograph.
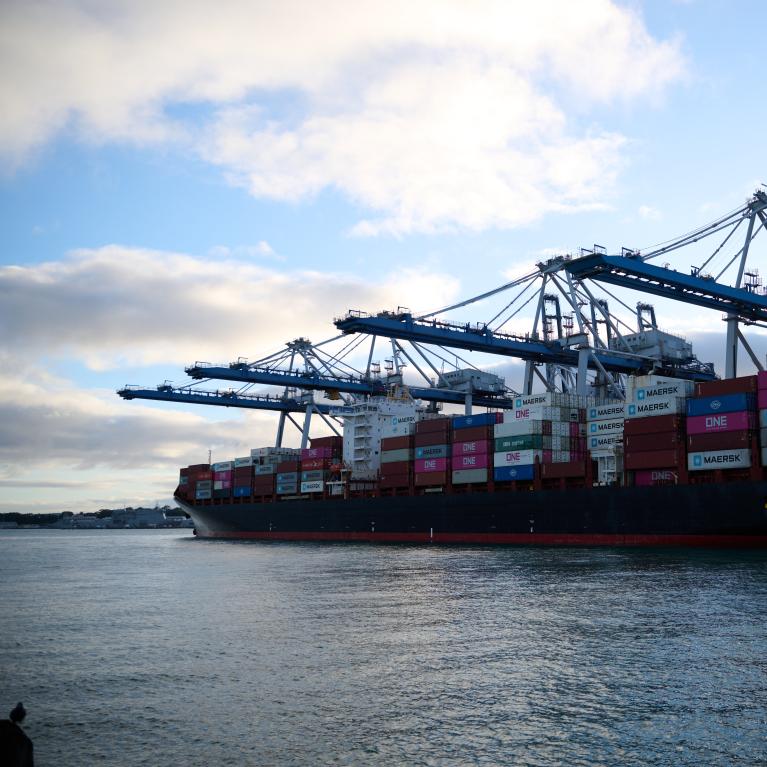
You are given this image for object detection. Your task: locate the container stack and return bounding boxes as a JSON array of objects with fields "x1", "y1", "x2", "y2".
[
  {"x1": 179, "y1": 464, "x2": 212, "y2": 501},
  {"x1": 379, "y1": 434, "x2": 414, "y2": 490},
  {"x1": 251, "y1": 447, "x2": 300, "y2": 497},
  {"x1": 586, "y1": 402, "x2": 625, "y2": 485},
  {"x1": 622, "y1": 378, "x2": 692, "y2": 484},
  {"x1": 300, "y1": 441, "x2": 339, "y2": 494},
  {"x1": 233, "y1": 456, "x2": 253, "y2": 497},
  {"x1": 275, "y1": 458, "x2": 300, "y2": 496},
  {"x1": 451, "y1": 413, "x2": 498, "y2": 486},
  {"x1": 414, "y1": 417, "x2": 452, "y2": 489},
  {"x1": 212, "y1": 461, "x2": 233, "y2": 498},
  {"x1": 493, "y1": 393, "x2": 588, "y2": 483},
  {"x1": 686, "y1": 375, "x2": 758, "y2": 478}
]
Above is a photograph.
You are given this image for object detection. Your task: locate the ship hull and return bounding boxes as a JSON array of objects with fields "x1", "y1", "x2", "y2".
[{"x1": 177, "y1": 481, "x2": 767, "y2": 547}]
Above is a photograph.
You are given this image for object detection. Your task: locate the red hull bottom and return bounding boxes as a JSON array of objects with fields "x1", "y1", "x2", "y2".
[{"x1": 195, "y1": 530, "x2": 767, "y2": 548}]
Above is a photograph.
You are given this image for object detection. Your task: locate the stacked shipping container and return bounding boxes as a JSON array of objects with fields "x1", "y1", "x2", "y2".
[
  {"x1": 686, "y1": 376, "x2": 758, "y2": 475},
  {"x1": 451, "y1": 413, "x2": 499, "y2": 484},
  {"x1": 414, "y1": 417, "x2": 452, "y2": 488}
]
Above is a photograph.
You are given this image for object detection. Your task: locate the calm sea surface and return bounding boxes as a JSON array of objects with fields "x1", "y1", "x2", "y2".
[{"x1": 1, "y1": 530, "x2": 766, "y2": 766}]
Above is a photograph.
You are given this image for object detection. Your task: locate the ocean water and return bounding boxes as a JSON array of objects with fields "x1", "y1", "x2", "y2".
[{"x1": 1, "y1": 530, "x2": 766, "y2": 766}]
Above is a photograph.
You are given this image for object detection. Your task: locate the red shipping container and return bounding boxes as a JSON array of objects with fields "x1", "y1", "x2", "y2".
[
  {"x1": 623, "y1": 415, "x2": 684, "y2": 436},
  {"x1": 687, "y1": 430, "x2": 753, "y2": 452},
  {"x1": 634, "y1": 469, "x2": 678, "y2": 486},
  {"x1": 310, "y1": 436, "x2": 343, "y2": 449},
  {"x1": 695, "y1": 375, "x2": 758, "y2": 397},
  {"x1": 624, "y1": 432, "x2": 682, "y2": 452},
  {"x1": 415, "y1": 431, "x2": 451, "y2": 448},
  {"x1": 253, "y1": 478, "x2": 275, "y2": 490},
  {"x1": 276, "y1": 461, "x2": 300, "y2": 472},
  {"x1": 213, "y1": 470, "x2": 233, "y2": 480},
  {"x1": 382, "y1": 460, "x2": 411, "y2": 474},
  {"x1": 379, "y1": 474, "x2": 411, "y2": 489},
  {"x1": 415, "y1": 418, "x2": 452, "y2": 435},
  {"x1": 759, "y1": 389, "x2": 767, "y2": 410},
  {"x1": 452, "y1": 425, "x2": 493, "y2": 441},
  {"x1": 451, "y1": 440, "x2": 490, "y2": 456},
  {"x1": 415, "y1": 457, "x2": 448, "y2": 473},
  {"x1": 381, "y1": 435, "x2": 412, "y2": 451},
  {"x1": 414, "y1": 471, "x2": 448, "y2": 486},
  {"x1": 451, "y1": 453, "x2": 489, "y2": 470},
  {"x1": 234, "y1": 466, "x2": 252, "y2": 477},
  {"x1": 687, "y1": 410, "x2": 755, "y2": 435},
  {"x1": 301, "y1": 458, "x2": 331, "y2": 470},
  {"x1": 541, "y1": 461, "x2": 587, "y2": 479},
  {"x1": 624, "y1": 449, "x2": 682, "y2": 470},
  {"x1": 190, "y1": 470, "x2": 212, "y2": 481},
  {"x1": 188, "y1": 464, "x2": 210, "y2": 472}
]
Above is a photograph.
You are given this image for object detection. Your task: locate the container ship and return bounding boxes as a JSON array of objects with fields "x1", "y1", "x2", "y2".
[{"x1": 174, "y1": 371, "x2": 767, "y2": 547}]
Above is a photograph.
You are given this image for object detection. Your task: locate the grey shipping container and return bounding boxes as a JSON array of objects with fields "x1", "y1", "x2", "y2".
[
  {"x1": 452, "y1": 468, "x2": 488, "y2": 484},
  {"x1": 276, "y1": 483, "x2": 298, "y2": 495},
  {"x1": 381, "y1": 449, "x2": 414, "y2": 463}
]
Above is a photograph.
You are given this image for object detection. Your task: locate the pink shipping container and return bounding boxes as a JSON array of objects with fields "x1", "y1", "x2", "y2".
[
  {"x1": 451, "y1": 453, "x2": 489, "y2": 471},
  {"x1": 414, "y1": 457, "x2": 448, "y2": 473},
  {"x1": 759, "y1": 370, "x2": 767, "y2": 391},
  {"x1": 686, "y1": 410, "x2": 756, "y2": 435},
  {"x1": 300, "y1": 447, "x2": 334, "y2": 459},
  {"x1": 213, "y1": 470, "x2": 232, "y2": 481},
  {"x1": 758, "y1": 389, "x2": 767, "y2": 409},
  {"x1": 634, "y1": 469, "x2": 677, "y2": 486},
  {"x1": 451, "y1": 440, "x2": 490, "y2": 457}
]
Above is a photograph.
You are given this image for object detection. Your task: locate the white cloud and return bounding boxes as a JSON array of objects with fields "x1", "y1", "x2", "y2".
[
  {"x1": 638, "y1": 205, "x2": 662, "y2": 220},
  {"x1": 0, "y1": 245, "x2": 460, "y2": 369},
  {"x1": 208, "y1": 242, "x2": 282, "y2": 261},
  {"x1": 0, "y1": 0, "x2": 684, "y2": 233}
]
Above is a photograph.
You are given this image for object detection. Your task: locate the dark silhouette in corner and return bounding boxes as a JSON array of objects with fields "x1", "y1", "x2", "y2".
[{"x1": 0, "y1": 702, "x2": 34, "y2": 767}]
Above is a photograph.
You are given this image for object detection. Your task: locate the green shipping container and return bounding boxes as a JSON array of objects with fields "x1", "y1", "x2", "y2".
[{"x1": 495, "y1": 434, "x2": 545, "y2": 452}]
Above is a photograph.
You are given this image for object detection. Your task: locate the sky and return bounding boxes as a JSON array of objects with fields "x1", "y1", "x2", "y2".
[{"x1": 1, "y1": 0, "x2": 766, "y2": 514}]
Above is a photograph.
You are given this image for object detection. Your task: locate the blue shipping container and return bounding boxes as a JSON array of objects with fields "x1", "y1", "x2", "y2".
[
  {"x1": 686, "y1": 392, "x2": 756, "y2": 417},
  {"x1": 415, "y1": 444, "x2": 448, "y2": 459},
  {"x1": 233, "y1": 486, "x2": 251, "y2": 497},
  {"x1": 276, "y1": 471, "x2": 299, "y2": 482},
  {"x1": 494, "y1": 464, "x2": 535, "y2": 482},
  {"x1": 452, "y1": 413, "x2": 497, "y2": 430}
]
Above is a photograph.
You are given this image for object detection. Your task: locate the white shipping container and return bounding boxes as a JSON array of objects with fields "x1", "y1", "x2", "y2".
[
  {"x1": 630, "y1": 381, "x2": 690, "y2": 404},
  {"x1": 513, "y1": 392, "x2": 588, "y2": 408},
  {"x1": 760, "y1": 409, "x2": 767, "y2": 429},
  {"x1": 495, "y1": 420, "x2": 549, "y2": 438},
  {"x1": 552, "y1": 450, "x2": 571, "y2": 463},
  {"x1": 688, "y1": 449, "x2": 751, "y2": 471},
  {"x1": 494, "y1": 449, "x2": 543, "y2": 467},
  {"x1": 300, "y1": 480, "x2": 324, "y2": 493},
  {"x1": 589, "y1": 434, "x2": 623, "y2": 451},
  {"x1": 625, "y1": 395, "x2": 685, "y2": 419},
  {"x1": 626, "y1": 375, "x2": 695, "y2": 397},
  {"x1": 587, "y1": 402, "x2": 626, "y2": 421},
  {"x1": 587, "y1": 418, "x2": 624, "y2": 435},
  {"x1": 762, "y1": 446, "x2": 767, "y2": 466}
]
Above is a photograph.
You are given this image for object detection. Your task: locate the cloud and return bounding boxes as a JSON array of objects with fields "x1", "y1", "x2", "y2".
[
  {"x1": 0, "y1": 361, "x2": 261, "y2": 471},
  {"x1": 638, "y1": 205, "x2": 662, "y2": 220},
  {"x1": 0, "y1": 246, "x2": 460, "y2": 369},
  {"x1": 208, "y1": 242, "x2": 282, "y2": 261},
  {"x1": 0, "y1": 1, "x2": 684, "y2": 232}
]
